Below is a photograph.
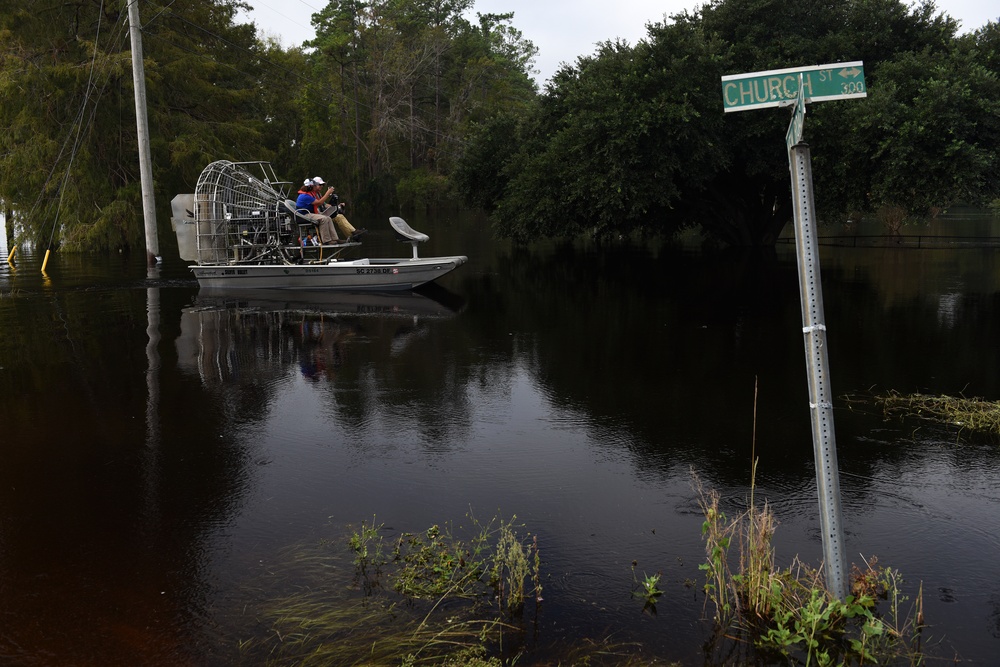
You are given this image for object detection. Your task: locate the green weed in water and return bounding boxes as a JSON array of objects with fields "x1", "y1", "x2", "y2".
[
  {"x1": 631, "y1": 567, "x2": 664, "y2": 614},
  {"x1": 347, "y1": 514, "x2": 387, "y2": 593},
  {"x1": 490, "y1": 516, "x2": 534, "y2": 615},
  {"x1": 393, "y1": 522, "x2": 487, "y2": 600},
  {"x1": 244, "y1": 511, "x2": 552, "y2": 664},
  {"x1": 693, "y1": 469, "x2": 928, "y2": 666}
]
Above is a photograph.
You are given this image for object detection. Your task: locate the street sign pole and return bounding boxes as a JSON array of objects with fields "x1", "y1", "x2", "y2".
[
  {"x1": 788, "y1": 139, "x2": 848, "y2": 600},
  {"x1": 722, "y1": 62, "x2": 865, "y2": 600}
]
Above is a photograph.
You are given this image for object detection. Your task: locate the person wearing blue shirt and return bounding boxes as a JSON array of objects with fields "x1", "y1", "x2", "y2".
[{"x1": 295, "y1": 178, "x2": 340, "y2": 244}]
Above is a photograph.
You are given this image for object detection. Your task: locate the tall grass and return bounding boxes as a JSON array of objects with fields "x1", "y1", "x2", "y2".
[
  {"x1": 694, "y1": 468, "x2": 927, "y2": 665},
  {"x1": 695, "y1": 381, "x2": 928, "y2": 665}
]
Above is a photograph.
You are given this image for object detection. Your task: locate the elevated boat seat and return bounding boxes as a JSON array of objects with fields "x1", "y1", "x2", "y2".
[
  {"x1": 279, "y1": 200, "x2": 360, "y2": 261},
  {"x1": 283, "y1": 199, "x2": 346, "y2": 246},
  {"x1": 389, "y1": 216, "x2": 429, "y2": 259},
  {"x1": 284, "y1": 199, "x2": 319, "y2": 245},
  {"x1": 283, "y1": 199, "x2": 318, "y2": 241}
]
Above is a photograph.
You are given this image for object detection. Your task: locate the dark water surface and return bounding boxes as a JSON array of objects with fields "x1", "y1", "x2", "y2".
[{"x1": 2, "y1": 210, "x2": 1000, "y2": 664}]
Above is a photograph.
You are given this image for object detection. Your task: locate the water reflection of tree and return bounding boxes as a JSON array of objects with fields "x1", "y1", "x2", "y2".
[
  {"x1": 452, "y1": 240, "x2": 804, "y2": 478},
  {"x1": 451, "y1": 238, "x2": 1000, "y2": 489},
  {"x1": 176, "y1": 299, "x2": 473, "y2": 448}
]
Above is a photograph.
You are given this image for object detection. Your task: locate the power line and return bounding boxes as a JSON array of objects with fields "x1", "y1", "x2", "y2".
[
  {"x1": 35, "y1": 0, "x2": 132, "y2": 245},
  {"x1": 142, "y1": 3, "x2": 315, "y2": 87},
  {"x1": 17, "y1": 0, "x2": 492, "y2": 228},
  {"x1": 138, "y1": 11, "x2": 480, "y2": 152}
]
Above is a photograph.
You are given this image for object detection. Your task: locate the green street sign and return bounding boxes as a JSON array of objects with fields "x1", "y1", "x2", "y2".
[{"x1": 722, "y1": 62, "x2": 866, "y2": 113}]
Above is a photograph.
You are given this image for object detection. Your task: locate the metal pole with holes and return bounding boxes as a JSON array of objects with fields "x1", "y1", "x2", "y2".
[
  {"x1": 722, "y1": 63, "x2": 863, "y2": 600},
  {"x1": 789, "y1": 141, "x2": 848, "y2": 600}
]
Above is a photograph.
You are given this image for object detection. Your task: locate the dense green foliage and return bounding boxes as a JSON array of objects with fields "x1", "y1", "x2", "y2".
[
  {"x1": 0, "y1": 0, "x2": 276, "y2": 250},
  {"x1": 455, "y1": 0, "x2": 1000, "y2": 245},
  {"x1": 0, "y1": 0, "x2": 536, "y2": 250},
  {"x1": 1, "y1": 0, "x2": 996, "y2": 251},
  {"x1": 812, "y1": 17, "x2": 1000, "y2": 219},
  {"x1": 306, "y1": 1, "x2": 537, "y2": 207}
]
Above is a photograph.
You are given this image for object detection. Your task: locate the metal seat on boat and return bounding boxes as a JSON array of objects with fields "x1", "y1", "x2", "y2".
[
  {"x1": 283, "y1": 199, "x2": 325, "y2": 246},
  {"x1": 389, "y1": 216, "x2": 429, "y2": 259}
]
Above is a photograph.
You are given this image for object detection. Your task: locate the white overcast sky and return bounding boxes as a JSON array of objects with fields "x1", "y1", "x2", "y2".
[{"x1": 241, "y1": 0, "x2": 998, "y2": 85}]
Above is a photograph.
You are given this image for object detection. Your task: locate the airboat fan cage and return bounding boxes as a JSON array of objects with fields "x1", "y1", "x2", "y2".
[{"x1": 193, "y1": 160, "x2": 292, "y2": 264}]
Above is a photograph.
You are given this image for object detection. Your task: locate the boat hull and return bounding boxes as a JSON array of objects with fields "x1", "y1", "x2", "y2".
[{"x1": 190, "y1": 256, "x2": 468, "y2": 291}]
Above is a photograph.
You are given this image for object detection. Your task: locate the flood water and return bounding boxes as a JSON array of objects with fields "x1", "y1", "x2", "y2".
[{"x1": 2, "y1": 209, "x2": 1000, "y2": 665}]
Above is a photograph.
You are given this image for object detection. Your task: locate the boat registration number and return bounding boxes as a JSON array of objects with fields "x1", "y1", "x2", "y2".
[{"x1": 356, "y1": 268, "x2": 399, "y2": 275}]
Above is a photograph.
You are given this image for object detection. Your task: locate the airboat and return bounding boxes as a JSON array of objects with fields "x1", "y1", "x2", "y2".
[{"x1": 170, "y1": 160, "x2": 467, "y2": 291}]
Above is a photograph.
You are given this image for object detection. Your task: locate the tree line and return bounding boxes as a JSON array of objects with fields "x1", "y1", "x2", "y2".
[
  {"x1": 455, "y1": 0, "x2": 1000, "y2": 245},
  {"x1": 0, "y1": 0, "x2": 536, "y2": 251},
  {"x1": 0, "y1": 0, "x2": 997, "y2": 252}
]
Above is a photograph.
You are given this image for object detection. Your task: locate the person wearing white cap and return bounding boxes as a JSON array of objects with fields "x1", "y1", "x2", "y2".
[
  {"x1": 295, "y1": 178, "x2": 340, "y2": 244},
  {"x1": 311, "y1": 177, "x2": 367, "y2": 241}
]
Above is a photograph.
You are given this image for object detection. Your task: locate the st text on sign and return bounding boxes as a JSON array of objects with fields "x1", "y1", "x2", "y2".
[{"x1": 721, "y1": 62, "x2": 866, "y2": 113}]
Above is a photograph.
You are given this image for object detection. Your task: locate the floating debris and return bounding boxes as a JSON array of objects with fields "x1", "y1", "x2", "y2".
[{"x1": 873, "y1": 390, "x2": 1000, "y2": 436}]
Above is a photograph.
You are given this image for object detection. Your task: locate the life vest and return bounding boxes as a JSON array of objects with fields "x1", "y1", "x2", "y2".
[{"x1": 295, "y1": 189, "x2": 320, "y2": 214}]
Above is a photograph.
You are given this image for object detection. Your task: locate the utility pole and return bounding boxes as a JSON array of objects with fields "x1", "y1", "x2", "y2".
[{"x1": 126, "y1": 0, "x2": 160, "y2": 265}]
